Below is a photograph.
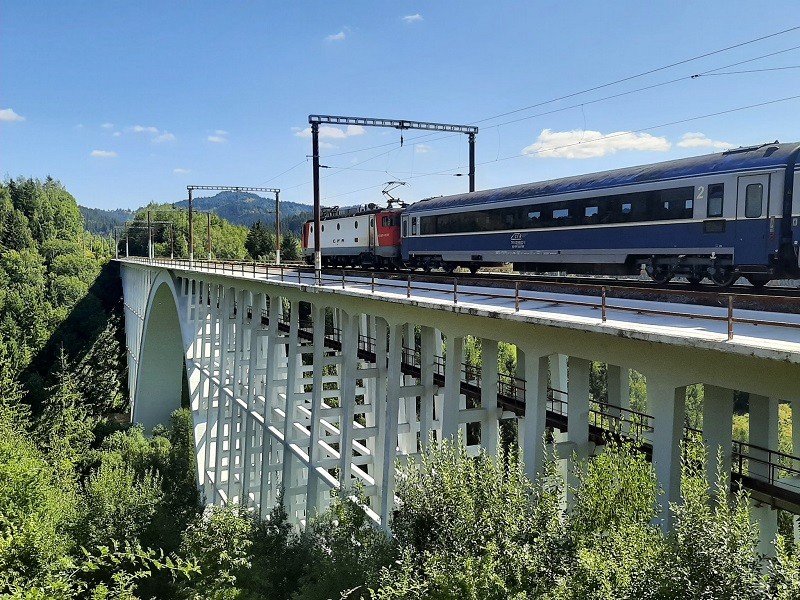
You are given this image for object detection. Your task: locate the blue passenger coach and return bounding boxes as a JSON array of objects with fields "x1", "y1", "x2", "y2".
[{"x1": 400, "y1": 142, "x2": 800, "y2": 285}]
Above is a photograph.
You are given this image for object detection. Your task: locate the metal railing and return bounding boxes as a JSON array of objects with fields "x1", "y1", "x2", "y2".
[
  {"x1": 732, "y1": 441, "x2": 800, "y2": 487},
  {"x1": 121, "y1": 256, "x2": 800, "y2": 341}
]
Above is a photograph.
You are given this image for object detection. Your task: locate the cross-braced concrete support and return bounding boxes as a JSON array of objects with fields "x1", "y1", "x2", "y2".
[{"x1": 120, "y1": 261, "x2": 800, "y2": 540}]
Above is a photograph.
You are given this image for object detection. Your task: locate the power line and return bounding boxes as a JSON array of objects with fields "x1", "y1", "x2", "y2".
[
  {"x1": 695, "y1": 65, "x2": 800, "y2": 77},
  {"x1": 278, "y1": 27, "x2": 800, "y2": 166},
  {"x1": 260, "y1": 26, "x2": 800, "y2": 192},
  {"x1": 470, "y1": 25, "x2": 800, "y2": 126},
  {"x1": 486, "y1": 94, "x2": 800, "y2": 165},
  {"x1": 325, "y1": 94, "x2": 800, "y2": 201}
]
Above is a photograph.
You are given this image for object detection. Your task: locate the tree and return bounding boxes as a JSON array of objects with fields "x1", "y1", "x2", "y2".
[
  {"x1": 245, "y1": 220, "x2": 275, "y2": 260},
  {"x1": 280, "y1": 232, "x2": 300, "y2": 262}
]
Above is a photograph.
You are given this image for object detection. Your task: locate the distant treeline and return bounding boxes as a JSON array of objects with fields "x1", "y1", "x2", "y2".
[{"x1": 81, "y1": 190, "x2": 313, "y2": 238}]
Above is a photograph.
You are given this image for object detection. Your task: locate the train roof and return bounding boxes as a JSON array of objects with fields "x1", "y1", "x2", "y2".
[{"x1": 405, "y1": 142, "x2": 800, "y2": 214}]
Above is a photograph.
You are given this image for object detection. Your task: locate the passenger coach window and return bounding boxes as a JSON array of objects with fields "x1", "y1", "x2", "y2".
[
  {"x1": 745, "y1": 183, "x2": 763, "y2": 218},
  {"x1": 411, "y1": 217, "x2": 417, "y2": 235},
  {"x1": 402, "y1": 220, "x2": 407, "y2": 237},
  {"x1": 707, "y1": 184, "x2": 724, "y2": 217}
]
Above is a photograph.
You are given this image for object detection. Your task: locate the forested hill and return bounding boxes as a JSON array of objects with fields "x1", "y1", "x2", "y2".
[
  {"x1": 81, "y1": 191, "x2": 313, "y2": 236},
  {"x1": 172, "y1": 191, "x2": 312, "y2": 232},
  {"x1": 79, "y1": 206, "x2": 135, "y2": 236}
]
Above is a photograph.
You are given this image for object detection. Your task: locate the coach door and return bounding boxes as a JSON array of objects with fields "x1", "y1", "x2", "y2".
[
  {"x1": 368, "y1": 216, "x2": 376, "y2": 254},
  {"x1": 735, "y1": 174, "x2": 770, "y2": 264}
]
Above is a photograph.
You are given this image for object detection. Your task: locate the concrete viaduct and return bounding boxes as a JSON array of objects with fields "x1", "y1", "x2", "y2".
[{"x1": 118, "y1": 258, "x2": 800, "y2": 552}]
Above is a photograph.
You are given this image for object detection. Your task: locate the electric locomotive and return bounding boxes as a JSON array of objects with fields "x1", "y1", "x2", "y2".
[{"x1": 302, "y1": 203, "x2": 402, "y2": 268}]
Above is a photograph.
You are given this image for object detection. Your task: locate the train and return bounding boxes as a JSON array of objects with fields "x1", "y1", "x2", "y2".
[{"x1": 302, "y1": 141, "x2": 800, "y2": 286}]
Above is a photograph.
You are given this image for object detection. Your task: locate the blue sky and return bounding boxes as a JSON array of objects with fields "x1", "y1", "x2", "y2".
[{"x1": 2, "y1": 2, "x2": 798, "y2": 210}]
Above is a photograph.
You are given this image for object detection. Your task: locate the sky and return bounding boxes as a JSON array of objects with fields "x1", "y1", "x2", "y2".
[{"x1": 2, "y1": 2, "x2": 799, "y2": 211}]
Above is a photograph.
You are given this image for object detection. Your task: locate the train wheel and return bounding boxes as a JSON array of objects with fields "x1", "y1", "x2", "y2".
[
  {"x1": 711, "y1": 268, "x2": 737, "y2": 288},
  {"x1": 651, "y1": 268, "x2": 672, "y2": 284}
]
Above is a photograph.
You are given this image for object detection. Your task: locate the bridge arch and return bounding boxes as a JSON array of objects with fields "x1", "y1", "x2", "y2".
[{"x1": 133, "y1": 272, "x2": 187, "y2": 430}]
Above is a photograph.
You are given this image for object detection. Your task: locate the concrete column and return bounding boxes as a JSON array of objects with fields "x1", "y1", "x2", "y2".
[
  {"x1": 305, "y1": 303, "x2": 326, "y2": 519},
  {"x1": 338, "y1": 312, "x2": 359, "y2": 487},
  {"x1": 419, "y1": 326, "x2": 437, "y2": 450},
  {"x1": 258, "y1": 296, "x2": 282, "y2": 512},
  {"x1": 231, "y1": 289, "x2": 245, "y2": 399},
  {"x1": 567, "y1": 357, "x2": 591, "y2": 499},
  {"x1": 549, "y1": 354, "x2": 568, "y2": 397},
  {"x1": 648, "y1": 377, "x2": 686, "y2": 531},
  {"x1": 380, "y1": 322, "x2": 403, "y2": 530},
  {"x1": 213, "y1": 288, "x2": 234, "y2": 504},
  {"x1": 750, "y1": 394, "x2": 779, "y2": 556},
  {"x1": 442, "y1": 335, "x2": 463, "y2": 440},
  {"x1": 202, "y1": 284, "x2": 220, "y2": 500},
  {"x1": 518, "y1": 348, "x2": 549, "y2": 481},
  {"x1": 241, "y1": 293, "x2": 265, "y2": 505},
  {"x1": 481, "y1": 339, "x2": 500, "y2": 455},
  {"x1": 702, "y1": 385, "x2": 734, "y2": 495},
  {"x1": 371, "y1": 318, "x2": 390, "y2": 509},
  {"x1": 281, "y1": 300, "x2": 301, "y2": 497},
  {"x1": 607, "y1": 364, "x2": 631, "y2": 414},
  {"x1": 402, "y1": 323, "x2": 419, "y2": 455}
]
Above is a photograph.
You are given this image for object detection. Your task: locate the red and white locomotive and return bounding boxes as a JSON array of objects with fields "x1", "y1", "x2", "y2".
[{"x1": 302, "y1": 203, "x2": 402, "y2": 268}]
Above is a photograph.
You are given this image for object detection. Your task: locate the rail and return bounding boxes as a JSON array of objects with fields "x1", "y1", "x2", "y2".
[{"x1": 120, "y1": 257, "x2": 800, "y2": 341}]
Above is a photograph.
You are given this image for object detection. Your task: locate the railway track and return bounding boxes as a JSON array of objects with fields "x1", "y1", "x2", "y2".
[{"x1": 316, "y1": 266, "x2": 800, "y2": 314}]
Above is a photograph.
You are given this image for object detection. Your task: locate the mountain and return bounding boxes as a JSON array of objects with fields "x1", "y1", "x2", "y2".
[
  {"x1": 172, "y1": 191, "x2": 313, "y2": 233},
  {"x1": 80, "y1": 206, "x2": 136, "y2": 236},
  {"x1": 80, "y1": 192, "x2": 314, "y2": 237}
]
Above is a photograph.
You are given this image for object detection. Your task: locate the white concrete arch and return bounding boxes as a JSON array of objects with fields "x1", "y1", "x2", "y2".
[{"x1": 133, "y1": 271, "x2": 188, "y2": 430}]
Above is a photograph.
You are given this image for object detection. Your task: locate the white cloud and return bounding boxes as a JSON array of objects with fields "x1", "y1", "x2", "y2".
[
  {"x1": 415, "y1": 144, "x2": 431, "y2": 154},
  {"x1": 91, "y1": 150, "x2": 118, "y2": 158},
  {"x1": 0, "y1": 108, "x2": 25, "y2": 122},
  {"x1": 522, "y1": 128, "x2": 671, "y2": 159},
  {"x1": 213, "y1": 129, "x2": 228, "y2": 136},
  {"x1": 319, "y1": 141, "x2": 337, "y2": 150},
  {"x1": 325, "y1": 31, "x2": 346, "y2": 42},
  {"x1": 101, "y1": 122, "x2": 114, "y2": 129},
  {"x1": 173, "y1": 168, "x2": 190, "y2": 175},
  {"x1": 403, "y1": 14, "x2": 423, "y2": 23},
  {"x1": 129, "y1": 125, "x2": 159, "y2": 134},
  {"x1": 113, "y1": 131, "x2": 121, "y2": 137},
  {"x1": 208, "y1": 135, "x2": 227, "y2": 143},
  {"x1": 154, "y1": 132, "x2": 176, "y2": 143},
  {"x1": 677, "y1": 132, "x2": 734, "y2": 150},
  {"x1": 294, "y1": 124, "x2": 366, "y2": 139}
]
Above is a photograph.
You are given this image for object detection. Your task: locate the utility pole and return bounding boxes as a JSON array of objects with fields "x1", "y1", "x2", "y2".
[
  {"x1": 275, "y1": 190, "x2": 281, "y2": 265},
  {"x1": 311, "y1": 121, "x2": 321, "y2": 282},
  {"x1": 188, "y1": 188, "x2": 194, "y2": 264},
  {"x1": 308, "y1": 115, "x2": 478, "y2": 282},
  {"x1": 207, "y1": 212, "x2": 212, "y2": 260},
  {"x1": 147, "y1": 210, "x2": 152, "y2": 259}
]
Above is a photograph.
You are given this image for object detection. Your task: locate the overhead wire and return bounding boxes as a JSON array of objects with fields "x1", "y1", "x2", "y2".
[{"x1": 259, "y1": 26, "x2": 800, "y2": 195}]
